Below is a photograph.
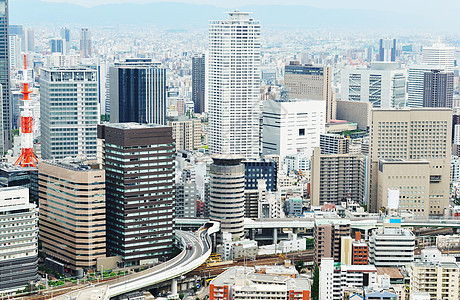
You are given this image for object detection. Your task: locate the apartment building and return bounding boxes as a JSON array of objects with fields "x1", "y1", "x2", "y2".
[
  {"x1": 314, "y1": 219, "x2": 351, "y2": 265},
  {"x1": 167, "y1": 116, "x2": 201, "y2": 151}
]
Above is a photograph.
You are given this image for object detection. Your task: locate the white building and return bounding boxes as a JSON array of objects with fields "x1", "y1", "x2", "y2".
[
  {"x1": 283, "y1": 152, "x2": 311, "y2": 175},
  {"x1": 369, "y1": 225, "x2": 415, "y2": 267},
  {"x1": 407, "y1": 65, "x2": 444, "y2": 108},
  {"x1": 0, "y1": 187, "x2": 38, "y2": 291},
  {"x1": 422, "y1": 42, "x2": 455, "y2": 72},
  {"x1": 320, "y1": 257, "x2": 378, "y2": 300},
  {"x1": 9, "y1": 35, "x2": 22, "y2": 71},
  {"x1": 341, "y1": 62, "x2": 406, "y2": 108},
  {"x1": 451, "y1": 156, "x2": 460, "y2": 183},
  {"x1": 207, "y1": 10, "x2": 261, "y2": 159},
  {"x1": 262, "y1": 99, "x2": 325, "y2": 158}
]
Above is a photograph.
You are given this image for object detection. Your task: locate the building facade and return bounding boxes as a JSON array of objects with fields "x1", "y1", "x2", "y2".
[
  {"x1": 208, "y1": 10, "x2": 261, "y2": 159},
  {"x1": 314, "y1": 219, "x2": 351, "y2": 265},
  {"x1": 422, "y1": 42, "x2": 455, "y2": 72},
  {"x1": 192, "y1": 53, "x2": 205, "y2": 114},
  {"x1": 0, "y1": 0, "x2": 9, "y2": 152},
  {"x1": 262, "y1": 99, "x2": 325, "y2": 158},
  {"x1": 407, "y1": 65, "x2": 444, "y2": 108},
  {"x1": 80, "y1": 28, "x2": 91, "y2": 58},
  {"x1": 369, "y1": 109, "x2": 452, "y2": 215},
  {"x1": 210, "y1": 156, "x2": 245, "y2": 242},
  {"x1": 423, "y1": 69, "x2": 453, "y2": 108},
  {"x1": 284, "y1": 61, "x2": 333, "y2": 122},
  {"x1": 341, "y1": 62, "x2": 406, "y2": 108},
  {"x1": 98, "y1": 123, "x2": 175, "y2": 266},
  {"x1": 109, "y1": 58, "x2": 166, "y2": 125},
  {"x1": 320, "y1": 134, "x2": 350, "y2": 154},
  {"x1": 0, "y1": 187, "x2": 38, "y2": 291},
  {"x1": 311, "y1": 147, "x2": 365, "y2": 206},
  {"x1": 38, "y1": 160, "x2": 106, "y2": 274},
  {"x1": 40, "y1": 67, "x2": 98, "y2": 160},
  {"x1": 167, "y1": 116, "x2": 201, "y2": 151},
  {"x1": 378, "y1": 38, "x2": 396, "y2": 62},
  {"x1": 244, "y1": 159, "x2": 277, "y2": 191}
]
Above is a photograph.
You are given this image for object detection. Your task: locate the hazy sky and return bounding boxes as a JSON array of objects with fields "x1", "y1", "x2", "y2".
[{"x1": 42, "y1": 0, "x2": 459, "y2": 15}]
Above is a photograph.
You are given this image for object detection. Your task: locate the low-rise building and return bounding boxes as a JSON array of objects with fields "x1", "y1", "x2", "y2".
[{"x1": 210, "y1": 266, "x2": 310, "y2": 300}]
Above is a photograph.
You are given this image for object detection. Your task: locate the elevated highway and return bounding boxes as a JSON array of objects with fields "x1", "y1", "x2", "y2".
[{"x1": 54, "y1": 222, "x2": 219, "y2": 300}]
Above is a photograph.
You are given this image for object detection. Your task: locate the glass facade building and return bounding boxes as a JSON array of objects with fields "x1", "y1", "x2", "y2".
[{"x1": 0, "y1": 0, "x2": 9, "y2": 152}]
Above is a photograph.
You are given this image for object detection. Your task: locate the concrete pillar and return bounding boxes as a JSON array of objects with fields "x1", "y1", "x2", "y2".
[
  {"x1": 364, "y1": 229, "x2": 369, "y2": 241},
  {"x1": 171, "y1": 278, "x2": 178, "y2": 295},
  {"x1": 250, "y1": 229, "x2": 255, "y2": 240},
  {"x1": 273, "y1": 228, "x2": 278, "y2": 244}
]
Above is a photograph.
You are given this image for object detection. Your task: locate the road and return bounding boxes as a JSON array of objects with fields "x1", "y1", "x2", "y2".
[{"x1": 53, "y1": 222, "x2": 219, "y2": 300}]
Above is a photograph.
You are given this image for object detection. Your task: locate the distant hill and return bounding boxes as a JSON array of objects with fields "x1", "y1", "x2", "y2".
[{"x1": 8, "y1": 0, "x2": 447, "y2": 31}]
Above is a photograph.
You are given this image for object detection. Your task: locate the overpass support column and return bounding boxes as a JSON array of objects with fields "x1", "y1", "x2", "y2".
[
  {"x1": 171, "y1": 278, "x2": 178, "y2": 295},
  {"x1": 250, "y1": 229, "x2": 255, "y2": 240},
  {"x1": 364, "y1": 229, "x2": 369, "y2": 241},
  {"x1": 273, "y1": 228, "x2": 278, "y2": 244}
]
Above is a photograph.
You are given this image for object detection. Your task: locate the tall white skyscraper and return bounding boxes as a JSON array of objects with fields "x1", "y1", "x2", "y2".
[
  {"x1": 208, "y1": 10, "x2": 261, "y2": 159},
  {"x1": 422, "y1": 42, "x2": 455, "y2": 72}
]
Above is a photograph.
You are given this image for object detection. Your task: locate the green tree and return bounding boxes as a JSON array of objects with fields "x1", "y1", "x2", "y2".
[
  {"x1": 295, "y1": 259, "x2": 304, "y2": 273},
  {"x1": 193, "y1": 285, "x2": 198, "y2": 293},
  {"x1": 179, "y1": 293, "x2": 185, "y2": 300},
  {"x1": 311, "y1": 265, "x2": 319, "y2": 300}
]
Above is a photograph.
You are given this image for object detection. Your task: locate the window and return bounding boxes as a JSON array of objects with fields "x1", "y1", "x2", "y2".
[{"x1": 299, "y1": 129, "x2": 305, "y2": 136}]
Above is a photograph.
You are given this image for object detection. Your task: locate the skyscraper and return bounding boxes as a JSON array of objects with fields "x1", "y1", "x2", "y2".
[
  {"x1": 208, "y1": 10, "x2": 261, "y2": 159},
  {"x1": 284, "y1": 61, "x2": 333, "y2": 122},
  {"x1": 192, "y1": 53, "x2": 205, "y2": 114},
  {"x1": 369, "y1": 109, "x2": 452, "y2": 216},
  {"x1": 423, "y1": 69, "x2": 453, "y2": 108},
  {"x1": 378, "y1": 38, "x2": 396, "y2": 62},
  {"x1": 80, "y1": 28, "x2": 91, "y2": 58},
  {"x1": 109, "y1": 58, "x2": 166, "y2": 124},
  {"x1": 23, "y1": 28, "x2": 34, "y2": 52},
  {"x1": 50, "y1": 38, "x2": 65, "y2": 54},
  {"x1": 0, "y1": 0, "x2": 10, "y2": 152},
  {"x1": 60, "y1": 27, "x2": 70, "y2": 53},
  {"x1": 98, "y1": 123, "x2": 175, "y2": 266},
  {"x1": 407, "y1": 65, "x2": 443, "y2": 108},
  {"x1": 40, "y1": 67, "x2": 98, "y2": 159},
  {"x1": 422, "y1": 42, "x2": 455, "y2": 72}
]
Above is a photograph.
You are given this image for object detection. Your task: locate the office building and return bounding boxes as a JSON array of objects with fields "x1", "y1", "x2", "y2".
[
  {"x1": 60, "y1": 27, "x2": 70, "y2": 53},
  {"x1": 109, "y1": 58, "x2": 166, "y2": 125},
  {"x1": 175, "y1": 182, "x2": 197, "y2": 218},
  {"x1": 210, "y1": 156, "x2": 245, "y2": 242},
  {"x1": 244, "y1": 159, "x2": 277, "y2": 191},
  {"x1": 0, "y1": 1, "x2": 10, "y2": 153},
  {"x1": 45, "y1": 53, "x2": 79, "y2": 68},
  {"x1": 422, "y1": 42, "x2": 455, "y2": 72},
  {"x1": 368, "y1": 225, "x2": 415, "y2": 267},
  {"x1": 38, "y1": 160, "x2": 105, "y2": 275},
  {"x1": 377, "y1": 159, "x2": 431, "y2": 217},
  {"x1": 341, "y1": 62, "x2": 406, "y2": 108},
  {"x1": 40, "y1": 67, "x2": 98, "y2": 160},
  {"x1": 23, "y1": 28, "x2": 34, "y2": 52},
  {"x1": 407, "y1": 65, "x2": 444, "y2": 108},
  {"x1": 378, "y1": 38, "x2": 396, "y2": 62},
  {"x1": 208, "y1": 10, "x2": 260, "y2": 159},
  {"x1": 320, "y1": 134, "x2": 350, "y2": 154},
  {"x1": 352, "y1": 232, "x2": 369, "y2": 265},
  {"x1": 98, "y1": 123, "x2": 175, "y2": 266},
  {"x1": 9, "y1": 34, "x2": 21, "y2": 70},
  {"x1": 335, "y1": 100, "x2": 371, "y2": 131},
  {"x1": 166, "y1": 116, "x2": 201, "y2": 151},
  {"x1": 210, "y1": 266, "x2": 311, "y2": 300},
  {"x1": 409, "y1": 248, "x2": 460, "y2": 300},
  {"x1": 0, "y1": 187, "x2": 38, "y2": 291},
  {"x1": 0, "y1": 163, "x2": 38, "y2": 203},
  {"x1": 192, "y1": 53, "x2": 205, "y2": 113},
  {"x1": 314, "y1": 219, "x2": 351, "y2": 265},
  {"x1": 50, "y1": 38, "x2": 65, "y2": 54},
  {"x1": 262, "y1": 99, "x2": 325, "y2": 158},
  {"x1": 369, "y1": 109, "x2": 451, "y2": 215},
  {"x1": 423, "y1": 69, "x2": 453, "y2": 108},
  {"x1": 80, "y1": 28, "x2": 91, "y2": 58},
  {"x1": 311, "y1": 147, "x2": 365, "y2": 206},
  {"x1": 284, "y1": 61, "x2": 333, "y2": 122}
]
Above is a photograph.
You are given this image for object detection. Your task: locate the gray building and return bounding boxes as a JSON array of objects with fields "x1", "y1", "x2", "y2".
[
  {"x1": 40, "y1": 67, "x2": 98, "y2": 160},
  {"x1": 50, "y1": 38, "x2": 65, "y2": 54},
  {"x1": 0, "y1": 1, "x2": 10, "y2": 152},
  {"x1": 80, "y1": 28, "x2": 91, "y2": 58},
  {"x1": 0, "y1": 187, "x2": 38, "y2": 291},
  {"x1": 109, "y1": 58, "x2": 166, "y2": 125},
  {"x1": 210, "y1": 156, "x2": 245, "y2": 242},
  {"x1": 176, "y1": 181, "x2": 197, "y2": 218},
  {"x1": 423, "y1": 69, "x2": 453, "y2": 108},
  {"x1": 192, "y1": 53, "x2": 205, "y2": 114},
  {"x1": 335, "y1": 100, "x2": 371, "y2": 131},
  {"x1": 320, "y1": 134, "x2": 350, "y2": 154}
]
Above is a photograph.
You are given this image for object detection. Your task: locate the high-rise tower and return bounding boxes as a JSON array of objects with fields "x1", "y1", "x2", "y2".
[
  {"x1": 0, "y1": 0, "x2": 10, "y2": 152},
  {"x1": 80, "y1": 28, "x2": 91, "y2": 58},
  {"x1": 208, "y1": 10, "x2": 261, "y2": 159},
  {"x1": 192, "y1": 53, "x2": 205, "y2": 114}
]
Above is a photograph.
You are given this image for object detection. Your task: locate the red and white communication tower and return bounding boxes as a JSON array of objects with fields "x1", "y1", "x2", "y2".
[{"x1": 14, "y1": 55, "x2": 38, "y2": 168}]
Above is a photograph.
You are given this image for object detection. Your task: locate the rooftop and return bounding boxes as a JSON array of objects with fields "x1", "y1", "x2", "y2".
[
  {"x1": 41, "y1": 159, "x2": 102, "y2": 172},
  {"x1": 105, "y1": 123, "x2": 168, "y2": 130}
]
